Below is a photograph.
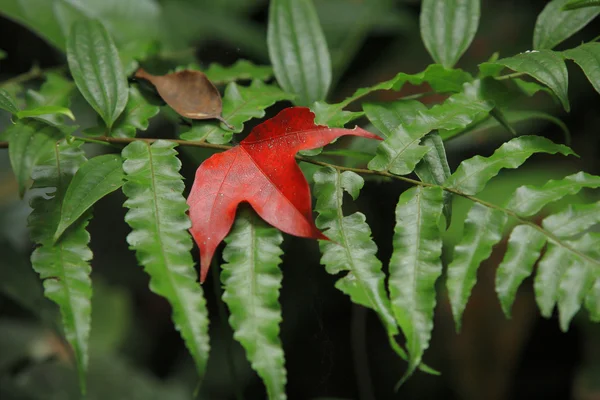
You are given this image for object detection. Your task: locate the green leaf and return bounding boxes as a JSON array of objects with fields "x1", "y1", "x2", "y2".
[
  {"x1": 122, "y1": 140, "x2": 210, "y2": 378},
  {"x1": 564, "y1": 0, "x2": 600, "y2": 10},
  {"x1": 389, "y1": 186, "x2": 443, "y2": 379},
  {"x1": 17, "y1": 105, "x2": 75, "y2": 121},
  {"x1": 446, "y1": 136, "x2": 576, "y2": 195},
  {"x1": 369, "y1": 82, "x2": 494, "y2": 175},
  {"x1": 542, "y1": 200, "x2": 600, "y2": 237},
  {"x1": 563, "y1": 42, "x2": 600, "y2": 95},
  {"x1": 268, "y1": 0, "x2": 331, "y2": 106},
  {"x1": 0, "y1": 88, "x2": 20, "y2": 114},
  {"x1": 534, "y1": 243, "x2": 572, "y2": 317},
  {"x1": 584, "y1": 276, "x2": 600, "y2": 321},
  {"x1": 7, "y1": 119, "x2": 65, "y2": 197},
  {"x1": 111, "y1": 86, "x2": 160, "y2": 138},
  {"x1": 221, "y1": 207, "x2": 286, "y2": 400},
  {"x1": 414, "y1": 132, "x2": 453, "y2": 225},
  {"x1": 28, "y1": 140, "x2": 91, "y2": 393},
  {"x1": 25, "y1": 72, "x2": 74, "y2": 110},
  {"x1": 67, "y1": 19, "x2": 128, "y2": 129},
  {"x1": 534, "y1": 0, "x2": 600, "y2": 50},
  {"x1": 446, "y1": 204, "x2": 507, "y2": 331},
  {"x1": 506, "y1": 171, "x2": 600, "y2": 217},
  {"x1": 495, "y1": 225, "x2": 546, "y2": 317},
  {"x1": 311, "y1": 101, "x2": 364, "y2": 127},
  {"x1": 487, "y1": 50, "x2": 570, "y2": 111},
  {"x1": 203, "y1": 59, "x2": 273, "y2": 84},
  {"x1": 557, "y1": 233, "x2": 600, "y2": 330},
  {"x1": 180, "y1": 80, "x2": 293, "y2": 144},
  {"x1": 54, "y1": 154, "x2": 124, "y2": 241},
  {"x1": 313, "y1": 167, "x2": 398, "y2": 335},
  {"x1": 419, "y1": 0, "x2": 480, "y2": 68}
]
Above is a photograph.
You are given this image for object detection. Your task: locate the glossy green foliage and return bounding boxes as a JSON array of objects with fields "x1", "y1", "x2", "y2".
[
  {"x1": 419, "y1": 0, "x2": 480, "y2": 68},
  {"x1": 563, "y1": 43, "x2": 600, "y2": 95},
  {"x1": 7, "y1": 119, "x2": 65, "y2": 197},
  {"x1": 111, "y1": 86, "x2": 160, "y2": 138},
  {"x1": 221, "y1": 208, "x2": 286, "y2": 400},
  {"x1": 446, "y1": 204, "x2": 507, "y2": 330},
  {"x1": 0, "y1": 89, "x2": 20, "y2": 114},
  {"x1": 533, "y1": 0, "x2": 600, "y2": 50},
  {"x1": 121, "y1": 141, "x2": 210, "y2": 377},
  {"x1": 564, "y1": 0, "x2": 600, "y2": 9},
  {"x1": 542, "y1": 201, "x2": 600, "y2": 237},
  {"x1": 67, "y1": 19, "x2": 128, "y2": 129},
  {"x1": 203, "y1": 59, "x2": 273, "y2": 84},
  {"x1": 313, "y1": 167, "x2": 397, "y2": 335},
  {"x1": 55, "y1": 154, "x2": 124, "y2": 241},
  {"x1": 180, "y1": 80, "x2": 294, "y2": 144},
  {"x1": 27, "y1": 140, "x2": 91, "y2": 392},
  {"x1": 389, "y1": 186, "x2": 444, "y2": 378},
  {"x1": 17, "y1": 106, "x2": 74, "y2": 121},
  {"x1": 446, "y1": 136, "x2": 575, "y2": 195},
  {"x1": 268, "y1": 0, "x2": 331, "y2": 106},
  {"x1": 487, "y1": 50, "x2": 570, "y2": 111},
  {"x1": 368, "y1": 82, "x2": 493, "y2": 175}
]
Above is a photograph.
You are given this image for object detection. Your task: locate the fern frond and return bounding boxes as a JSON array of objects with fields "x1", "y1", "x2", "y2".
[
  {"x1": 28, "y1": 139, "x2": 91, "y2": 392},
  {"x1": 313, "y1": 167, "x2": 397, "y2": 334},
  {"x1": 446, "y1": 136, "x2": 575, "y2": 195},
  {"x1": 221, "y1": 207, "x2": 286, "y2": 400},
  {"x1": 389, "y1": 186, "x2": 444, "y2": 379},
  {"x1": 447, "y1": 204, "x2": 507, "y2": 330},
  {"x1": 585, "y1": 276, "x2": 600, "y2": 322},
  {"x1": 121, "y1": 140, "x2": 210, "y2": 378},
  {"x1": 542, "y1": 200, "x2": 600, "y2": 237},
  {"x1": 495, "y1": 225, "x2": 546, "y2": 317}
]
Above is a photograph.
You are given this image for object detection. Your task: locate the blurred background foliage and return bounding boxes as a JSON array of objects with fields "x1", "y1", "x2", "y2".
[{"x1": 0, "y1": 0, "x2": 599, "y2": 399}]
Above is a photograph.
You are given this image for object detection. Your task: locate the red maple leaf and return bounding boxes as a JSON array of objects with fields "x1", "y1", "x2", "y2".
[{"x1": 187, "y1": 106, "x2": 381, "y2": 282}]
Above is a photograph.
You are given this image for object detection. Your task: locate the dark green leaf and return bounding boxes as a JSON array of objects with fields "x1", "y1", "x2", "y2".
[
  {"x1": 419, "y1": 0, "x2": 481, "y2": 68},
  {"x1": 54, "y1": 154, "x2": 124, "y2": 241},
  {"x1": 122, "y1": 140, "x2": 210, "y2": 378},
  {"x1": 28, "y1": 140, "x2": 91, "y2": 392},
  {"x1": 389, "y1": 186, "x2": 444, "y2": 379},
  {"x1": 506, "y1": 171, "x2": 600, "y2": 217},
  {"x1": 221, "y1": 207, "x2": 286, "y2": 400},
  {"x1": 563, "y1": 42, "x2": 600, "y2": 95},
  {"x1": 7, "y1": 119, "x2": 65, "y2": 197},
  {"x1": 67, "y1": 19, "x2": 128, "y2": 129},
  {"x1": 0, "y1": 88, "x2": 20, "y2": 114},
  {"x1": 203, "y1": 59, "x2": 273, "y2": 84},
  {"x1": 446, "y1": 136, "x2": 576, "y2": 195},
  {"x1": 534, "y1": 0, "x2": 600, "y2": 49},
  {"x1": 111, "y1": 86, "x2": 160, "y2": 138},
  {"x1": 17, "y1": 106, "x2": 74, "y2": 121},
  {"x1": 180, "y1": 80, "x2": 293, "y2": 144},
  {"x1": 564, "y1": 0, "x2": 600, "y2": 10},
  {"x1": 268, "y1": 0, "x2": 331, "y2": 105},
  {"x1": 495, "y1": 225, "x2": 546, "y2": 317},
  {"x1": 447, "y1": 204, "x2": 507, "y2": 331}
]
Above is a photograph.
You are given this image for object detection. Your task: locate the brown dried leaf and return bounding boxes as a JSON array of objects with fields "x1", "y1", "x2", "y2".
[{"x1": 135, "y1": 68, "x2": 230, "y2": 127}]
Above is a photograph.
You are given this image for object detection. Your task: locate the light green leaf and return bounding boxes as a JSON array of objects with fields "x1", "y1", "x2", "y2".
[
  {"x1": 389, "y1": 186, "x2": 443, "y2": 379},
  {"x1": 311, "y1": 101, "x2": 364, "y2": 127},
  {"x1": 7, "y1": 119, "x2": 65, "y2": 197},
  {"x1": 419, "y1": 0, "x2": 480, "y2": 68},
  {"x1": 414, "y1": 132, "x2": 453, "y2": 225},
  {"x1": 180, "y1": 80, "x2": 293, "y2": 144},
  {"x1": 25, "y1": 72, "x2": 74, "y2": 110},
  {"x1": 446, "y1": 136, "x2": 576, "y2": 195},
  {"x1": 557, "y1": 233, "x2": 600, "y2": 330},
  {"x1": 54, "y1": 154, "x2": 124, "y2": 241},
  {"x1": 111, "y1": 86, "x2": 160, "y2": 138},
  {"x1": 534, "y1": 0, "x2": 600, "y2": 50},
  {"x1": 221, "y1": 207, "x2": 286, "y2": 400},
  {"x1": 495, "y1": 225, "x2": 546, "y2": 317},
  {"x1": 506, "y1": 171, "x2": 600, "y2": 217},
  {"x1": 122, "y1": 140, "x2": 210, "y2": 378},
  {"x1": 313, "y1": 167, "x2": 397, "y2": 335},
  {"x1": 563, "y1": 42, "x2": 600, "y2": 95},
  {"x1": 28, "y1": 140, "x2": 91, "y2": 392},
  {"x1": 535, "y1": 244, "x2": 572, "y2": 317},
  {"x1": 447, "y1": 204, "x2": 507, "y2": 331},
  {"x1": 369, "y1": 82, "x2": 494, "y2": 175},
  {"x1": 564, "y1": 0, "x2": 600, "y2": 10},
  {"x1": 542, "y1": 200, "x2": 600, "y2": 237},
  {"x1": 487, "y1": 50, "x2": 570, "y2": 111},
  {"x1": 17, "y1": 106, "x2": 74, "y2": 121},
  {"x1": 584, "y1": 276, "x2": 600, "y2": 321},
  {"x1": 203, "y1": 59, "x2": 273, "y2": 84},
  {"x1": 268, "y1": 0, "x2": 331, "y2": 106},
  {"x1": 67, "y1": 19, "x2": 128, "y2": 129},
  {"x1": 0, "y1": 88, "x2": 20, "y2": 114}
]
